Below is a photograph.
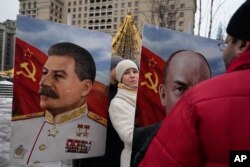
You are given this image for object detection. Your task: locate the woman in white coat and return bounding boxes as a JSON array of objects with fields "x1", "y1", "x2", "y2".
[{"x1": 109, "y1": 59, "x2": 139, "y2": 167}]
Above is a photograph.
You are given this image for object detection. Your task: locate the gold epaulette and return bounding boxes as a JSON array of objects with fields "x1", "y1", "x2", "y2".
[
  {"x1": 12, "y1": 112, "x2": 45, "y2": 121},
  {"x1": 87, "y1": 111, "x2": 107, "y2": 127}
]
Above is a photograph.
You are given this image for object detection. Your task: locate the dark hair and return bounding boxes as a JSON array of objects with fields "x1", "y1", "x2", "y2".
[
  {"x1": 48, "y1": 42, "x2": 96, "y2": 82},
  {"x1": 162, "y1": 50, "x2": 211, "y2": 83}
]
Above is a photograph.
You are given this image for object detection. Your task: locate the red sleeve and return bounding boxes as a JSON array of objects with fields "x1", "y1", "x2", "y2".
[{"x1": 139, "y1": 96, "x2": 203, "y2": 167}]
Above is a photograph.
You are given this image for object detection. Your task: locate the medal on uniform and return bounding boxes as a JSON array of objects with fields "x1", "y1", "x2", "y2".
[
  {"x1": 83, "y1": 125, "x2": 90, "y2": 138},
  {"x1": 48, "y1": 125, "x2": 59, "y2": 137},
  {"x1": 76, "y1": 124, "x2": 90, "y2": 137},
  {"x1": 14, "y1": 145, "x2": 27, "y2": 159},
  {"x1": 65, "y1": 139, "x2": 91, "y2": 153},
  {"x1": 76, "y1": 124, "x2": 83, "y2": 137}
]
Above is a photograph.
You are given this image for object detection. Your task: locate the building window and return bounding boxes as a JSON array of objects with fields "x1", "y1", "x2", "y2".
[
  {"x1": 115, "y1": 3, "x2": 118, "y2": 8},
  {"x1": 179, "y1": 21, "x2": 183, "y2": 26},
  {"x1": 135, "y1": 1, "x2": 138, "y2": 6},
  {"x1": 79, "y1": 0, "x2": 82, "y2": 5},
  {"x1": 134, "y1": 16, "x2": 138, "y2": 21},
  {"x1": 73, "y1": 14, "x2": 76, "y2": 18},
  {"x1": 134, "y1": 9, "x2": 138, "y2": 13},
  {"x1": 85, "y1": 0, "x2": 88, "y2": 4},
  {"x1": 34, "y1": 2, "x2": 36, "y2": 8},
  {"x1": 180, "y1": 3, "x2": 185, "y2": 8},
  {"x1": 28, "y1": 2, "x2": 31, "y2": 8},
  {"x1": 68, "y1": 2, "x2": 71, "y2": 6},
  {"x1": 121, "y1": 10, "x2": 124, "y2": 15},
  {"x1": 78, "y1": 14, "x2": 82, "y2": 18},
  {"x1": 121, "y1": 3, "x2": 125, "y2": 8},
  {"x1": 73, "y1": 8, "x2": 76, "y2": 12},
  {"x1": 79, "y1": 7, "x2": 82, "y2": 12},
  {"x1": 179, "y1": 12, "x2": 184, "y2": 17},
  {"x1": 128, "y1": 2, "x2": 131, "y2": 7},
  {"x1": 68, "y1": 8, "x2": 71, "y2": 12},
  {"x1": 78, "y1": 20, "x2": 81, "y2": 24},
  {"x1": 23, "y1": 3, "x2": 26, "y2": 9},
  {"x1": 170, "y1": 4, "x2": 175, "y2": 9},
  {"x1": 114, "y1": 24, "x2": 117, "y2": 29},
  {"x1": 74, "y1": 1, "x2": 77, "y2": 5},
  {"x1": 114, "y1": 17, "x2": 117, "y2": 22}
]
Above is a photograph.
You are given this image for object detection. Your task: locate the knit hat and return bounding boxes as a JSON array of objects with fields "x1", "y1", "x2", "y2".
[
  {"x1": 226, "y1": 0, "x2": 250, "y2": 40},
  {"x1": 111, "y1": 55, "x2": 123, "y2": 70},
  {"x1": 116, "y1": 59, "x2": 138, "y2": 82}
]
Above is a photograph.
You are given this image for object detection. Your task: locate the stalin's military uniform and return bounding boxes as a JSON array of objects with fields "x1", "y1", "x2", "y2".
[{"x1": 10, "y1": 103, "x2": 107, "y2": 166}]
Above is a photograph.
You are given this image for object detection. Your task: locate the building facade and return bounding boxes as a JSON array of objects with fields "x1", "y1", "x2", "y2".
[
  {"x1": 0, "y1": 20, "x2": 16, "y2": 71},
  {"x1": 18, "y1": 0, "x2": 196, "y2": 35},
  {"x1": 138, "y1": 0, "x2": 196, "y2": 34}
]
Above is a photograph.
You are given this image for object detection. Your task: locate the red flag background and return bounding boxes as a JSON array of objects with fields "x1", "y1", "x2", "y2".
[
  {"x1": 13, "y1": 38, "x2": 47, "y2": 120},
  {"x1": 136, "y1": 46, "x2": 166, "y2": 127},
  {"x1": 87, "y1": 81, "x2": 109, "y2": 121}
]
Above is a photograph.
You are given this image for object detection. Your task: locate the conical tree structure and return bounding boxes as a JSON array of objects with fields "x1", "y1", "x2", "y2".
[{"x1": 112, "y1": 13, "x2": 141, "y2": 62}]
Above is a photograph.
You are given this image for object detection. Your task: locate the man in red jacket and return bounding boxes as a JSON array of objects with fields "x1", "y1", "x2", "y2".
[{"x1": 139, "y1": 0, "x2": 250, "y2": 167}]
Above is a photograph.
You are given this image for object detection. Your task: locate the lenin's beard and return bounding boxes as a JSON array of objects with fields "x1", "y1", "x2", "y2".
[{"x1": 39, "y1": 86, "x2": 59, "y2": 98}]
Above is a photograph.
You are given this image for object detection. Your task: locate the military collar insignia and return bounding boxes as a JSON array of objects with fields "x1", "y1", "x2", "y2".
[{"x1": 45, "y1": 103, "x2": 88, "y2": 124}]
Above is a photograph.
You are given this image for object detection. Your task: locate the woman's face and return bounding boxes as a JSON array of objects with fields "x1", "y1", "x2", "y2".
[{"x1": 121, "y1": 68, "x2": 139, "y2": 89}]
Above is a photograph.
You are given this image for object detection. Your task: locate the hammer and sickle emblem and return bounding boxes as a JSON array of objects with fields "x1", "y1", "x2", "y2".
[
  {"x1": 141, "y1": 71, "x2": 159, "y2": 93},
  {"x1": 16, "y1": 61, "x2": 37, "y2": 82}
]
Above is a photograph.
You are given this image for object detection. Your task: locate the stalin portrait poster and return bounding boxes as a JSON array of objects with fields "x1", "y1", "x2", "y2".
[{"x1": 10, "y1": 16, "x2": 111, "y2": 166}]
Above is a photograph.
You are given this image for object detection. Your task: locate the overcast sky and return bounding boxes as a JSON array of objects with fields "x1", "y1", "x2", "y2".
[{"x1": 0, "y1": 0, "x2": 246, "y2": 39}]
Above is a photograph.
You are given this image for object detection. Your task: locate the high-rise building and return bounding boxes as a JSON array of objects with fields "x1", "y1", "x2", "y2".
[
  {"x1": 18, "y1": 0, "x2": 196, "y2": 35},
  {"x1": 19, "y1": 0, "x2": 64, "y2": 23},
  {"x1": 137, "y1": 0, "x2": 196, "y2": 34},
  {"x1": 0, "y1": 20, "x2": 16, "y2": 71}
]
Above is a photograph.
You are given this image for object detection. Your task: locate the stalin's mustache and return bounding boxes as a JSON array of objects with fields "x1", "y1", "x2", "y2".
[{"x1": 39, "y1": 86, "x2": 59, "y2": 98}]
